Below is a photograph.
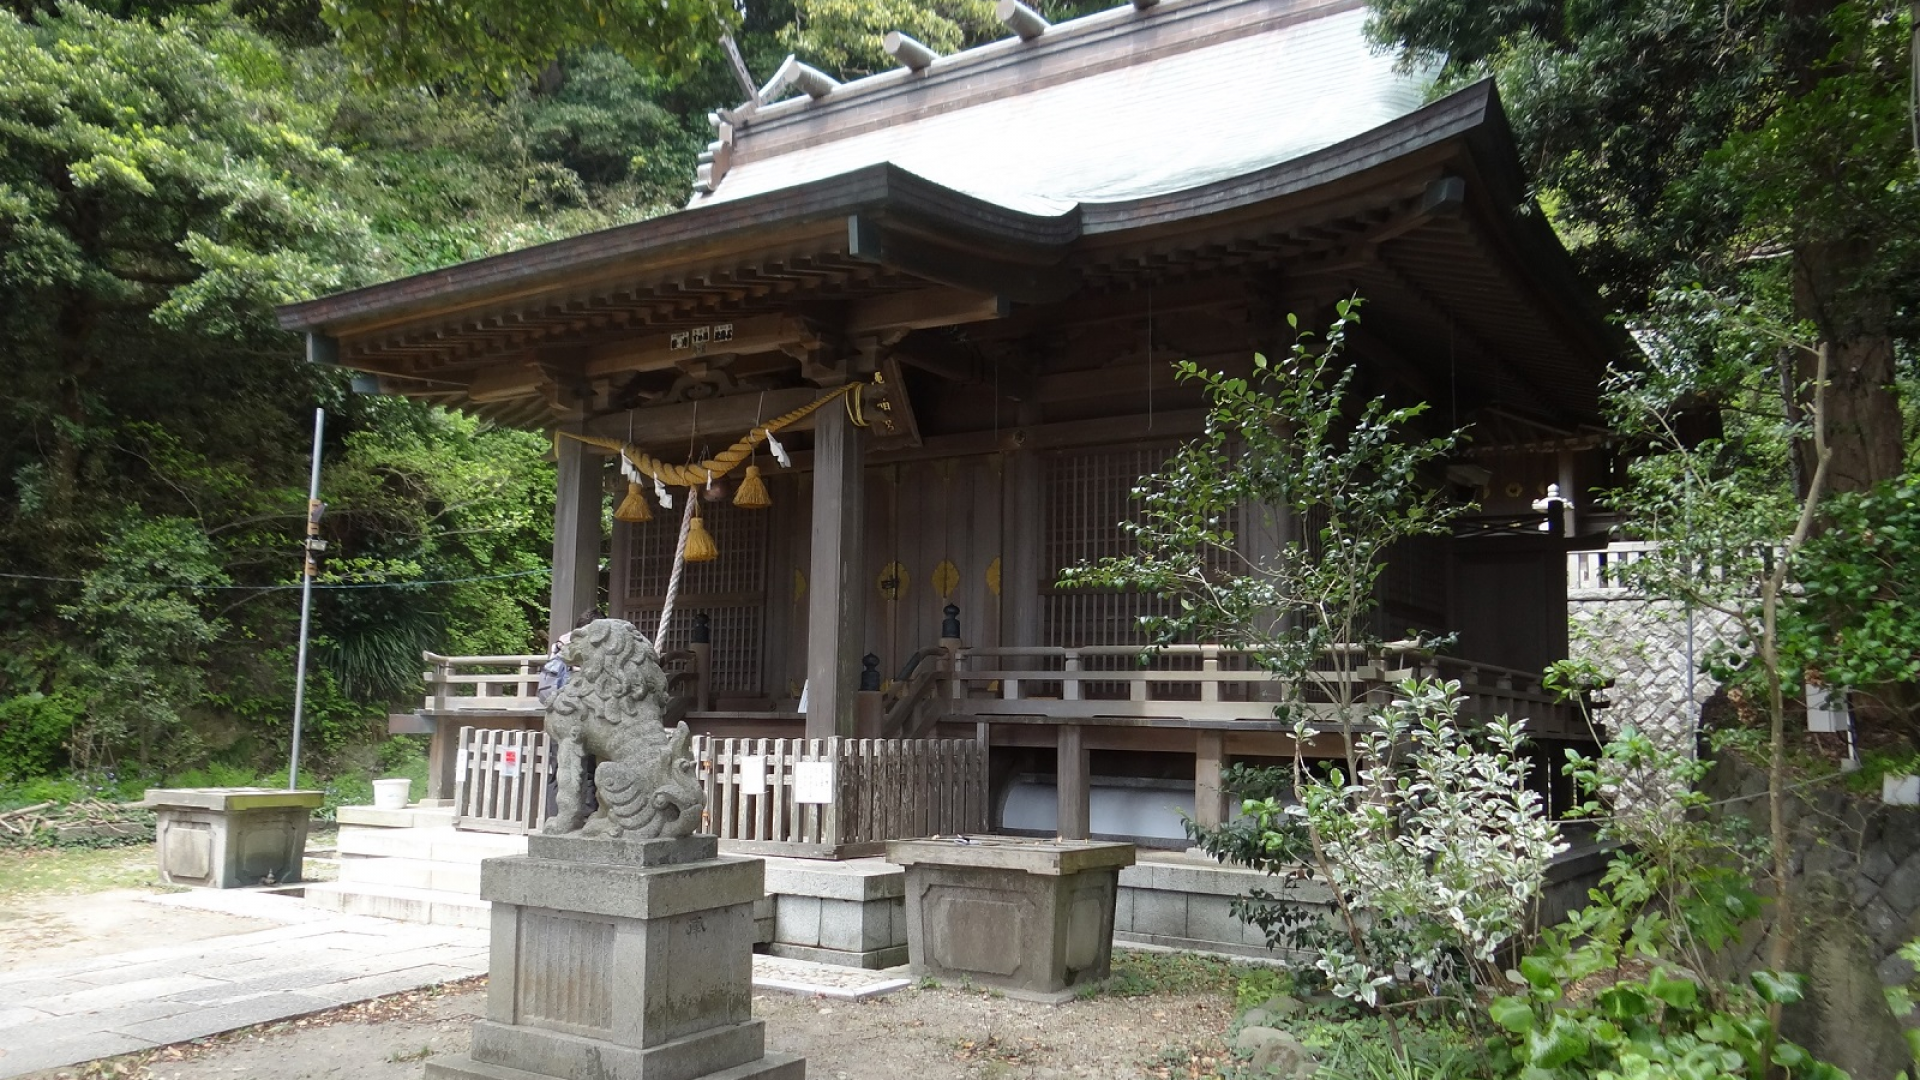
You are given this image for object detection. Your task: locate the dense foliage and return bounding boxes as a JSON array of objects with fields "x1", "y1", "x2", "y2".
[
  {"x1": 1367, "y1": 0, "x2": 1918, "y2": 497},
  {"x1": 0, "y1": 0, "x2": 1142, "y2": 788}
]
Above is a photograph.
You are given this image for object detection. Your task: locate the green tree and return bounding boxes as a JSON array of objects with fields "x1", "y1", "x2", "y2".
[
  {"x1": 1366, "y1": 0, "x2": 1918, "y2": 495},
  {"x1": 318, "y1": 0, "x2": 734, "y2": 92}
]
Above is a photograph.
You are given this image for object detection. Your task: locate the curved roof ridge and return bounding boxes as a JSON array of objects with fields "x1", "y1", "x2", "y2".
[{"x1": 692, "y1": 0, "x2": 1427, "y2": 210}]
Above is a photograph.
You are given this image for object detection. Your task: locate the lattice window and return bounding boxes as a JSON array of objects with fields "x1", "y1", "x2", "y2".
[
  {"x1": 1041, "y1": 446, "x2": 1197, "y2": 651},
  {"x1": 621, "y1": 498, "x2": 767, "y2": 694}
]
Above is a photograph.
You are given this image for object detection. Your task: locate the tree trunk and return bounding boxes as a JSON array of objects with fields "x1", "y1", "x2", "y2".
[{"x1": 1791, "y1": 239, "x2": 1903, "y2": 496}]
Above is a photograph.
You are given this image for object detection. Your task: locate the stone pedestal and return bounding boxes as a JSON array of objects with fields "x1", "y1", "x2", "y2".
[
  {"x1": 425, "y1": 835, "x2": 804, "y2": 1080},
  {"x1": 887, "y1": 836, "x2": 1136, "y2": 1003},
  {"x1": 143, "y1": 787, "x2": 323, "y2": 889}
]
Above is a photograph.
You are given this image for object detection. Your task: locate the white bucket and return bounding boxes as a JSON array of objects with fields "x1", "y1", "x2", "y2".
[{"x1": 371, "y1": 778, "x2": 412, "y2": 810}]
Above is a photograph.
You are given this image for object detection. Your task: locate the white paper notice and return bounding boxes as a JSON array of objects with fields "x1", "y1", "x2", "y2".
[
  {"x1": 792, "y1": 761, "x2": 834, "y2": 804},
  {"x1": 498, "y1": 747, "x2": 521, "y2": 778},
  {"x1": 740, "y1": 755, "x2": 767, "y2": 797}
]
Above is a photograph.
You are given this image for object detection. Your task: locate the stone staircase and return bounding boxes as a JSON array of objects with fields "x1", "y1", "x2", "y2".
[{"x1": 300, "y1": 804, "x2": 523, "y2": 928}]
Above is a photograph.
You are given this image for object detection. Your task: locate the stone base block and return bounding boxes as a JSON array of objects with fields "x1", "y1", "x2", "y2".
[
  {"x1": 888, "y1": 838, "x2": 1135, "y2": 1001},
  {"x1": 470, "y1": 1017, "x2": 764, "y2": 1080},
  {"x1": 144, "y1": 788, "x2": 323, "y2": 889},
  {"x1": 424, "y1": 1050, "x2": 805, "y2": 1080},
  {"x1": 765, "y1": 943, "x2": 908, "y2": 969}
]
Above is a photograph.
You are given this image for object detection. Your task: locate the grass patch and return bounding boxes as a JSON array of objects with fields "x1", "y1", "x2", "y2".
[
  {"x1": 1084, "y1": 948, "x2": 1252, "y2": 999},
  {"x1": 0, "y1": 844, "x2": 160, "y2": 901}
]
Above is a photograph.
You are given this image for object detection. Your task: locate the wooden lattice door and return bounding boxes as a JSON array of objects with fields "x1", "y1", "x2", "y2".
[{"x1": 619, "y1": 499, "x2": 768, "y2": 697}]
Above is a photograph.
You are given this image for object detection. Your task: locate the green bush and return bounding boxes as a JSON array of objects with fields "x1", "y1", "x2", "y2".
[{"x1": 0, "y1": 692, "x2": 82, "y2": 781}]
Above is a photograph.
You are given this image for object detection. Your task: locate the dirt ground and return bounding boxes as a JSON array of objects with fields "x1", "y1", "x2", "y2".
[
  {"x1": 27, "y1": 975, "x2": 1235, "y2": 1080},
  {"x1": 0, "y1": 847, "x2": 286, "y2": 973}
]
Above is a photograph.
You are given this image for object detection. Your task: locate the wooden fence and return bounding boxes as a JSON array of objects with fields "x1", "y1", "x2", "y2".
[
  {"x1": 451, "y1": 727, "x2": 552, "y2": 833},
  {"x1": 695, "y1": 737, "x2": 987, "y2": 858},
  {"x1": 447, "y1": 728, "x2": 987, "y2": 854}
]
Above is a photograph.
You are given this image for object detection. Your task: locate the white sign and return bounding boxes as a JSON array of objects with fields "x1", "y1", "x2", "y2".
[
  {"x1": 739, "y1": 755, "x2": 767, "y2": 797},
  {"x1": 792, "y1": 761, "x2": 834, "y2": 805},
  {"x1": 498, "y1": 746, "x2": 521, "y2": 778}
]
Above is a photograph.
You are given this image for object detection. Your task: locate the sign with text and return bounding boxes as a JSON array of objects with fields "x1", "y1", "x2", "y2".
[
  {"x1": 792, "y1": 761, "x2": 834, "y2": 804},
  {"x1": 498, "y1": 746, "x2": 521, "y2": 778},
  {"x1": 739, "y1": 755, "x2": 767, "y2": 797}
]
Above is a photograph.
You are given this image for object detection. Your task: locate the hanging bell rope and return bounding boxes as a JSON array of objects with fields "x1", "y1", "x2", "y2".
[{"x1": 655, "y1": 495, "x2": 697, "y2": 645}]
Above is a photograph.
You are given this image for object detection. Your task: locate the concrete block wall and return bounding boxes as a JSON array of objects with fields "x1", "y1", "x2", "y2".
[
  {"x1": 1114, "y1": 857, "x2": 1330, "y2": 959},
  {"x1": 759, "y1": 857, "x2": 907, "y2": 969}
]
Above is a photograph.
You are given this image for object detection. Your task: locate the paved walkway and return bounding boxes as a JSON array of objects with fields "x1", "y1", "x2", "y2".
[
  {"x1": 0, "y1": 890, "x2": 488, "y2": 1078},
  {"x1": 0, "y1": 888, "x2": 912, "y2": 1079}
]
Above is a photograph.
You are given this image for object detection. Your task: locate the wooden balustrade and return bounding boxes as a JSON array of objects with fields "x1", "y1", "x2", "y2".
[
  {"x1": 445, "y1": 728, "x2": 987, "y2": 852},
  {"x1": 695, "y1": 736, "x2": 988, "y2": 858},
  {"x1": 917, "y1": 644, "x2": 1584, "y2": 737}
]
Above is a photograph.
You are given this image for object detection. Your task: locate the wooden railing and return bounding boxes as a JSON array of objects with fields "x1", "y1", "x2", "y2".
[
  {"x1": 446, "y1": 728, "x2": 987, "y2": 850},
  {"x1": 920, "y1": 644, "x2": 1586, "y2": 738},
  {"x1": 423, "y1": 653, "x2": 547, "y2": 713},
  {"x1": 695, "y1": 736, "x2": 987, "y2": 859},
  {"x1": 421, "y1": 648, "x2": 707, "y2": 714},
  {"x1": 1568, "y1": 541, "x2": 1660, "y2": 596},
  {"x1": 451, "y1": 727, "x2": 552, "y2": 833}
]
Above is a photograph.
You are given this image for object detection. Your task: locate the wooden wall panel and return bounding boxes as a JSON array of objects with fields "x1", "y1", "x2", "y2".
[{"x1": 860, "y1": 456, "x2": 1005, "y2": 683}]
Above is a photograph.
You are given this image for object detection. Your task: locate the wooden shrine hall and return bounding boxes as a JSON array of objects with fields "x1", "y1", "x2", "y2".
[{"x1": 277, "y1": 0, "x2": 1628, "y2": 845}]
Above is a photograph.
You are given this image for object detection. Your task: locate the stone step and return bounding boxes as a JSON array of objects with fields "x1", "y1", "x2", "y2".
[
  {"x1": 337, "y1": 804, "x2": 458, "y2": 829},
  {"x1": 337, "y1": 824, "x2": 528, "y2": 863},
  {"x1": 337, "y1": 853, "x2": 483, "y2": 894},
  {"x1": 302, "y1": 880, "x2": 492, "y2": 928}
]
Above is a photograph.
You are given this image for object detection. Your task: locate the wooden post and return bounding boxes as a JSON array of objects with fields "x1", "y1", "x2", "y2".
[
  {"x1": 999, "y1": 449, "x2": 1041, "y2": 649},
  {"x1": 1193, "y1": 730, "x2": 1228, "y2": 830},
  {"x1": 549, "y1": 427, "x2": 602, "y2": 643},
  {"x1": 1557, "y1": 450, "x2": 1578, "y2": 537},
  {"x1": 690, "y1": 612, "x2": 713, "y2": 712},
  {"x1": 1057, "y1": 723, "x2": 1090, "y2": 840},
  {"x1": 807, "y1": 402, "x2": 864, "y2": 739}
]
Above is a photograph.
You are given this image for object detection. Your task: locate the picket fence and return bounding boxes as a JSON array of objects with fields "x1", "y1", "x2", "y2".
[
  {"x1": 448, "y1": 728, "x2": 987, "y2": 857},
  {"x1": 450, "y1": 727, "x2": 552, "y2": 834}
]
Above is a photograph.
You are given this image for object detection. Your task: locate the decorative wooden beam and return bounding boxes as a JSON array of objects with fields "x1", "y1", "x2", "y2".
[
  {"x1": 579, "y1": 387, "x2": 822, "y2": 446},
  {"x1": 581, "y1": 314, "x2": 818, "y2": 378},
  {"x1": 847, "y1": 288, "x2": 1007, "y2": 334},
  {"x1": 846, "y1": 215, "x2": 1077, "y2": 304}
]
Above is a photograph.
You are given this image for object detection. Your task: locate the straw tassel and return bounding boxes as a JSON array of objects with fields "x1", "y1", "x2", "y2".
[
  {"x1": 683, "y1": 506, "x2": 718, "y2": 562},
  {"x1": 614, "y1": 480, "x2": 653, "y2": 523},
  {"x1": 733, "y1": 464, "x2": 770, "y2": 509}
]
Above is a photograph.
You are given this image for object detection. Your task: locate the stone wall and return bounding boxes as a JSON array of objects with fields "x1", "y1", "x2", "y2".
[
  {"x1": 1567, "y1": 591, "x2": 1738, "y2": 748},
  {"x1": 1704, "y1": 754, "x2": 1920, "y2": 987},
  {"x1": 1703, "y1": 754, "x2": 1920, "y2": 1080}
]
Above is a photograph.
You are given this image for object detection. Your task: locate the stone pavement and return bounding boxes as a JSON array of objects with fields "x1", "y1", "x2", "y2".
[
  {"x1": 0, "y1": 887, "x2": 913, "y2": 1079},
  {"x1": 0, "y1": 890, "x2": 489, "y2": 1079}
]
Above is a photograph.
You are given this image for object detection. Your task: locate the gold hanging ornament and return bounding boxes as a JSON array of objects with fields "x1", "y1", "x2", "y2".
[
  {"x1": 614, "y1": 480, "x2": 653, "y2": 523},
  {"x1": 683, "y1": 503, "x2": 718, "y2": 563},
  {"x1": 733, "y1": 464, "x2": 770, "y2": 509}
]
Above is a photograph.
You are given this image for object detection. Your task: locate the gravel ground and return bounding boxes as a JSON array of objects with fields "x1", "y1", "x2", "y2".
[{"x1": 25, "y1": 967, "x2": 1240, "y2": 1080}]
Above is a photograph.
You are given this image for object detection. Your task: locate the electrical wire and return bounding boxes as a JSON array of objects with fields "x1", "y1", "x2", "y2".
[{"x1": 0, "y1": 568, "x2": 551, "y2": 592}]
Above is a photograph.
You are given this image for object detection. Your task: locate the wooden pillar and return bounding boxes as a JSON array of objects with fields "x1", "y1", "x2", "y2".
[
  {"x1": 549, "y1": 429, "x2": 602, "y2": 644},
  {"x1": 999, "y1": 448, "x2": 1042, "y2": 647},
  {"x1": 1557, "y1": 450, "x2": 1578, "y2": 537},
  {"x1": 1057, "y1": 723, "x2": 1090, "y2": 840},
  {"x1": 1193, "y1": 730, "x2": 1228, "y2": 830},
  {"x1": 806, "y1": 404, "x2": 864, "y2": 739}
]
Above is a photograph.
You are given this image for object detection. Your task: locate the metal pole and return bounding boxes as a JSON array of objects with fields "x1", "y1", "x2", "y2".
[{"x1": 288, "y1": 407, "x2": 325, "y2": 790}]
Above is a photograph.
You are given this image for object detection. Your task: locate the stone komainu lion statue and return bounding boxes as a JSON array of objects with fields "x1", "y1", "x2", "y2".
[{"x1": 542, "y1": 619, "x2": 704, "y2": 839}]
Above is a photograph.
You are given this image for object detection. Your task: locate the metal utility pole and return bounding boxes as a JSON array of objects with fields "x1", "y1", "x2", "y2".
[{"x1": 288, "y1": 408, "x2": 326, "y2": 790}]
